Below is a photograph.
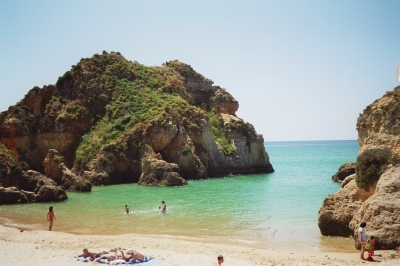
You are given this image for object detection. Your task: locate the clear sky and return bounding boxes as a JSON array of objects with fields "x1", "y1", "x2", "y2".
[{"x1": 0, "y1": 0, "x2": 399, "y2": 141}]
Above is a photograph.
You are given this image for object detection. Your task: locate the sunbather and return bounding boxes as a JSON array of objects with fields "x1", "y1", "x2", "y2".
[
  {"x1": 117, "y1": 247, "x2": 149, "y2": 262},
  {"x1": 76, "y1": 248, "x2": 106, "y2": 259}
]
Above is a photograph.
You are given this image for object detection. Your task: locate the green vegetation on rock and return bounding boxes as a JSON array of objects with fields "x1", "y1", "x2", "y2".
[
  {"x1": 73, "y1": 54, "x2": 209, "y2": 166},
  {"x1": 208, "y1": 113, "x2": 235, "y2": 155},
  {"x1": 355, "y1": 147, "x2": 400, "y2": 191}
]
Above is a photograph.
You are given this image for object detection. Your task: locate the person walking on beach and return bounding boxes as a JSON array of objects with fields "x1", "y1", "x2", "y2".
[
  {"x1": 47, "y1": 206, "x2": 56, "y2": 231},
  {"x1": 359, "y1": 221, "x2": 367, "y2": 260},
  {"x1": 160, "y1": 201, "x2": 166, "y2": 213},
  {"x1": 125, "y1": 205, "x2": 130, "y2": 214}
]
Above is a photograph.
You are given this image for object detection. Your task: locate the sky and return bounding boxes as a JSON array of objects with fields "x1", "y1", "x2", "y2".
[{"x1": 0, "y1": 0, "x2": 399, "y2": 141}]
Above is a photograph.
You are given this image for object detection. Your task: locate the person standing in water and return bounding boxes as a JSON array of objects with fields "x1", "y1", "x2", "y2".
[
  {"x1": 125, "y1": 205, "x2": 131, "y2": 214},
  {"x1": 47, "y1": 206, "x2": 56, "y2": 231},
  {"x1": 160, "y1": 201, "x2": 166, "y2": 213}
]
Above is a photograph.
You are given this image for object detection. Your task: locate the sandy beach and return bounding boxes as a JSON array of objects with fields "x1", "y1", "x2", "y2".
[{"x1": 0, "y1": 225, "x2": 398, "y2": 266}]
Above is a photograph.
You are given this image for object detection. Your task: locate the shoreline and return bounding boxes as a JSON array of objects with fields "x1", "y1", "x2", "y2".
[{"x1": 1, "y1": 225, "x2": 398, "y2": 266}]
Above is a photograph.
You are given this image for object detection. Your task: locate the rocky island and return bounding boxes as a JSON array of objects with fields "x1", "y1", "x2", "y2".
[
  {"x1": 318, "y1": 86, "x2": 400, "y2": 250},
  {"x1": 0, "y1": 51, "x2": 274, "y2": 204}
]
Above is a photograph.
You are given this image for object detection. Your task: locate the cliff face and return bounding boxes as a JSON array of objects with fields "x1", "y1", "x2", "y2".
[
  {"x1": 318, "y1": 86, "x2": 400, "y2": 250},
  {"x1": 0, "y1": 52, "x2": 273, "y2": 187}
]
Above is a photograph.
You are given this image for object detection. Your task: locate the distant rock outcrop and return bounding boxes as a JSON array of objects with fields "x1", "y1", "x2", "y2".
[
  {"x1": 0, "y1": 52, "x2": 274, "y2": 189},
  {"x1": 319, "y1": 86, "x2": 400, "y2": 250}
]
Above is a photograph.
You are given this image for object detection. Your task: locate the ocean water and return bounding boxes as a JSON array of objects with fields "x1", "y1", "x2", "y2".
[{"x1": 0, "y1": 140, "x2": 359, "y2": 251}]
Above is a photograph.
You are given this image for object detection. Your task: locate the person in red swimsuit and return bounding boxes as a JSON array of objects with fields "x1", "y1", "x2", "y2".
[{"x1": 47, "y1": 206, "x2": 56, "y2": 231}]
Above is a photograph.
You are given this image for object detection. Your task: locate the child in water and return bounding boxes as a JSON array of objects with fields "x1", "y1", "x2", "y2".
[
  {"x1": 125, "y1": 205, "x2": 131, "y2": 214},
  {"x1": 159, "y1": 201, "x2": 166, "y2": 213},
  {"x1": 47, "y1": 206, "x2": 56, "y2": 231}
]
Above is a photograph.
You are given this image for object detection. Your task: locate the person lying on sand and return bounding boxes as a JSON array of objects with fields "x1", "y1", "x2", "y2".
[
  {"x1": 116, "y1": 247, "x2": 150, "y2": 262},
  {"x1": 76, "y1": 248, "x2": 107, "y2": 259}
]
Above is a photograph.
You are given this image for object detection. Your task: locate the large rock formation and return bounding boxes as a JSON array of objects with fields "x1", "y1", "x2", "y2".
[
  {"x1": 318, "y1": 174, "x2": 373, "y2": 237},
  {"x1": 0, "y1": 145, "x2": 82, "y2": 204},
  {"x1": 349, "y1": 166, "x2": 400, "y2": 250},
  {"x1": 318, "y1": 86, "x2": 400, "y2": 250},
  {"x1": 0, "y1": 52, "x2": 274, "y2": 188},
  {"x1": 43, "y1": 149, "x2": 91, "y2": 192}
]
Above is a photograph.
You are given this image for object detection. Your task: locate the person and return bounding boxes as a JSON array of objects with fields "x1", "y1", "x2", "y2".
[
  {"x1": 133, "y1": 249, "x2": 149, "y2": 262},
  {"x1": 76, "y1": 248, "x2": 108, "y2": 259},
  {"x1": 117, "y1": 248, "x2": 149, "y2": 263},
  {"x1": 358, "y1": 221, "x2": 367, "y2": 260},
  {"x1": 216, "y1": 255, "x2": 224, "y2": 265},
  {"x1": 366, "y1": 235, "x2": 375, "y2": 261},
  {"x1": 125, "y1": 205, "x2": 130, "y2": 214},
  {"x1": 0, "y1": 182, "x2": 3, "y2": 188},
  {"x1": 47, "y1": 206, "x2": 56, "y2": 231},
  {"x1": 160, "y1": 200, "x2": 166, "y2": 213}
]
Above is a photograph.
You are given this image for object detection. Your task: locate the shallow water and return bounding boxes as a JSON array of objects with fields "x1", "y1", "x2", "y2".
[{"x1": 0, "y1": 140, "x2": 359, "y2": 252}]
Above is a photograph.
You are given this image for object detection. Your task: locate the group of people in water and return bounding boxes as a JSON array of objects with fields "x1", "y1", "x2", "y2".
[
  {"x1": 125, "y1": 201, "x2": 166, "y2": 214},
  {"x1": 76, "y1": 247, "x2": 149, "y2": 264},
  {"x1": 46, "y1": 201, "x2": 166, "y2": 231}
]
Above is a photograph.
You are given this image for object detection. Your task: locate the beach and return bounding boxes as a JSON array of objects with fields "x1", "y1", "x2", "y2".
[{"x1": 1, "y1": 225, "x2": 398, "y2": 266}]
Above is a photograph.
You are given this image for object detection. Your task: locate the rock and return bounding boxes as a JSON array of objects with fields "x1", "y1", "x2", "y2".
[
  {"x1": 60, "y1": 166, "x2": 91, "y2": 192},
  {"x1": 0, "y1": 187, "x2": 29, "y2": 204},
  {"x1": 43, "y1": 149, "x2": 64, "y2": 183},
  {"x1": 349, "y1": 166, "x2": 400, "y2": 250},
  {"x1": 0, "y1": 53, "x2": 274, "y2": 187},
  {"x1": 331, "y1": 162, "x2": 356, "y2": 182},
  {"x1": 318, "y1": 175, "x2": 373, "y2": 236},
  {"x1": 139, "y1": 155, "x2": 187, "y2": 186},
  {"x1": 35, "y1": 185, "x2": 68, "y2": 202},
  {"x1": 20, "y1": 190, "x2": 36, "y2": 202},
  {"x1": 24, "y1": 170, "x2": 57, "y2": 191},
  {"x1": 43, "y1": 149, "x2": 91, "y2": 192},
  {"x1": 320, "y1": 86, "x2": 400, "y2": 250},
  {"x1": 82, "y1": 171, "x2": 111, "y2": 186}
]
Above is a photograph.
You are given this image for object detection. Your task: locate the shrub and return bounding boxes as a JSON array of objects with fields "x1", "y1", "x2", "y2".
[
  {"x1": 180, "y1": 145, "x2": 192, "y2": 156},
  {"x1": 356, "y1": 147, "x2": 391, "y2": 190},
  {"x1": 208, "y1": 113, "x2": 235, "y2": 155},
  {"x1": 19, "y1": 161, "x2": 29, "y2": 171},
  {"x1": 53, "y1": 156, "x2": 64, "y2": 164},
  {"x1": 10, "y1": 162, "x2": 22, "y2": 175}
]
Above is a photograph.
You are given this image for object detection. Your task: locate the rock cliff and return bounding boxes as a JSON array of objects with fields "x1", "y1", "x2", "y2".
[
  {"x1": 318, "y1": 86, "x2": 400, "y2": 250},
  {"x1": 0, "y1": 52, "x2": 273, "y2": 190}
]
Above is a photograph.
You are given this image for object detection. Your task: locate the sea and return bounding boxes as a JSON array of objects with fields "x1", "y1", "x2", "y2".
[{"x1": 0, "y1": 140, "x2": 359, "y2": 252}]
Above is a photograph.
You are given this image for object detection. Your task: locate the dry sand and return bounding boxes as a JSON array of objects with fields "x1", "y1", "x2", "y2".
[{"x1": 0, "y1": 225, "x2": 398, "y2": 266}]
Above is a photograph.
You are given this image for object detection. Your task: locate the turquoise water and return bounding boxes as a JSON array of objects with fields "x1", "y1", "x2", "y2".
[{"x1": 0, "y1": 140, "x2": 359, "y2": 251}]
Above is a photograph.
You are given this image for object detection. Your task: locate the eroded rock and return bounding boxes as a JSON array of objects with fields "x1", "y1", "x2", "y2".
[
  {"x1": 331, "y1": 162, "x2": 356, "y2": 182},
  {"x1": 349, "y1": 166, "x2": 400, "y2": 250},
  {"x1": 139, "y1": 155, "x2": 187, "y2": 186},
  {"x1": 318, "y1": 175, "x2": 373, "y2": 236},
  {"x1": 35, "y1": 185, "x2": 68, "y2": 202}
]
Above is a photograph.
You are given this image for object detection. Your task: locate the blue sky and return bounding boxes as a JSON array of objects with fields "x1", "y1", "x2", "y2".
[{"x1": 0, "y1": 0, "x2": 399, "y2": 141}]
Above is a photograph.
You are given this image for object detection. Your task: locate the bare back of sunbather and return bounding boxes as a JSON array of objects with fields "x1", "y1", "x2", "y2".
[{"x1": 134, "y1": 251, "x2": 148, "y2": 262}]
